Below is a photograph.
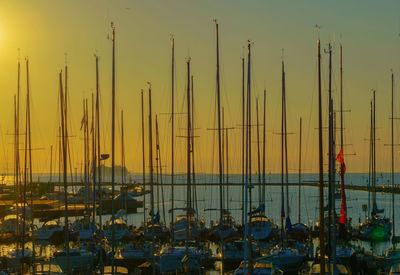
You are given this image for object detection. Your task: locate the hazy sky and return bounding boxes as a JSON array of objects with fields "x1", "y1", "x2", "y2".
[{"x1": 0, "y1": 0, "x2": 399, "y2": 175}]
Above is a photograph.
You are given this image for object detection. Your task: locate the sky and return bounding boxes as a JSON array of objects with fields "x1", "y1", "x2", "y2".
[{"x1": 0, "y1": 0, "x2": 399, "y2": 175}]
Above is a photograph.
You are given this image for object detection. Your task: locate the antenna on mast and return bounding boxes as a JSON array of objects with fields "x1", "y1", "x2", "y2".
[{"x1": 315, "y1": 24, "x2": 322, "y2": 39}]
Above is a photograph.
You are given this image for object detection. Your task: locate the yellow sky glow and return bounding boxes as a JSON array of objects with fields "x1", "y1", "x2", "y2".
[{"x1": 0, "y1": 1, "x2": 400, "y2": 176}]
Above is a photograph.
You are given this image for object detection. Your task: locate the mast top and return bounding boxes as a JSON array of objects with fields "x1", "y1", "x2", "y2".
[{"x1": 315, "y1": 24, "x2": 321, "y2": 39}]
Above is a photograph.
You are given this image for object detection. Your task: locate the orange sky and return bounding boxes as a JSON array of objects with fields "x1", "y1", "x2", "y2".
[{"x1": 0, "y1": 0, "x2": 400, "y2": 175}]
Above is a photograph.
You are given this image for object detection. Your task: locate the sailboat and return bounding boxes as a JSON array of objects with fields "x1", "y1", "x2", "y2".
[
  {"x1": 302, "y1": 39, "x2": 350, "y2": 275},
  {"x1": 358, "y1": 90, "x2": 392, "y2": 241},
  {"x1": 261, "y1": 57, "x2": 305, "y2": 273},
  {"x1": 334, "y1": 44, "x2": 355, "y2": 266},
  {"x1": 158, "y1": 58, "x2": 209, "y2": 273},
  {"x1": 171, "y1": 59, "x2": 205, "y2": 243},
  {"x1": 243, "y1": 43, "x2": 274, "y2": 243},
  {"x1": 72, "y1": 215, "x2": 97, "y2": 241},
  {"x1": 247, "y1": 94, "x2": 276, "y2": 242},
  {"x1": 72, "y1": 97, "x2": 97, "y2": 242},
  {"x1": 288, "y1": 117, "x2": 310, "y2": 242},
  {"x1": 209, "y1": 20, "x2": 239, "y2": 243}
]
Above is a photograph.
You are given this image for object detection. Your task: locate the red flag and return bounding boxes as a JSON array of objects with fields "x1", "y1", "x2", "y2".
[
  {"x1": 336, "y1": 148, "x2": 347, "y2": 224},
  {"x1": 336, "y1": 148, "x2": 346, "y2": 174}
]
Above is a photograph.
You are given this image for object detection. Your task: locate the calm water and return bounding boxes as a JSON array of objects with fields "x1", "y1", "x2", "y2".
[{"x1": 1, "y1": 172, "x2": 399, "y2": 256}]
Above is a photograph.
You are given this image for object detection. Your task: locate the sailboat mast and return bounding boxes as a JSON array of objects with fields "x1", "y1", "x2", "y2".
[
  {"x1": 391, "y1": 72, "x2": 395, "y2": 241},
  {"x1": 171, "y1": 36, "x2": 175, "y2": 235},
  {"x1": 95, "y1": 55, "x2": 102, "y2": 227},
  {"x1": 243, "y1": 41, "x2": 251, "y2": 271},
  {"x1": 280, "y1": 59, "x2": 285, "y2": 238},
  {"x1": 283, "y1": 60, "x2": 289, "y2": 220},
  {"x1": 15, "y1": 56, "x2": 21, "y2": 242},
  {"x1": 26, "y1": 58, "x2": 35, "y2": 273},
  {"x1": 22, "y1": 72, "x2": 28, "y2": 261},
  {"x1": 59, "y1": 70, "x2": 70, "y2": 274},
  {"x1": 191, "y1": 75, "x2": 198, "y2": 215},
  {"x1": 262, "y1": 89, "x2": 266, "y2": 210},
  {"x1": 141, "y1": 90, "x2": 146, "y2": 227},
  {"x1": 317, "y1": 39, "x2": 326, "y2": 274},
  {"x1": 247, "y1": 41, "x2": 252, "y2": 216},
  {"x1": 368, "y1": 101, "x2": 372, "y2": 215},
  {"x1": 298, "y1": 117, "x2": 302, "y2": 223},
  {"x1": 110, "y1": 22, "x2": 116, "y2": 272},
  {"x1": 91, "y1": 93, "x2": 96, "y2": 228},
  {"x1": 148, "y1": 84, "x2": 154, "y2": 222},
  {"x1": 214, "y1": 20, "x2": 223, "y2": 223},
  {"x1": 186, "y1": 58, "x2": 191, "y2": 245},
  {"x1": 241, "y1": 57, "x2": 245, "y2": 226},
  {"x1": 372, "y1": 90, "x2": 376, "y2": 212},
  {"x1": 327, "y1": 43, "x2": 336, "y2": 263}
]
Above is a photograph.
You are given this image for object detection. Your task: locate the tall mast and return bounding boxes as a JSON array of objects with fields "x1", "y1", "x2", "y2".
[
  {"x1": 243, "y1": 40, "x2": 252, "y2": 272},
  {"x1": 241, "y1": 57, "x2": 245, "y2": 225},
  {"x1": 191, "y1": 75, "x2": 198, "y2": 215},
  {"x1": 64, "y1": 60, "x2": 71, "y2": 185},
  {"x1": 214, "y1": 20, "x2": 223, "y2": 223},
  {"x1": 85, "y1": 99, "x2": 89, "y2": 211},
  {"x1": 91, "y1": 92, "x2": 96, "y2": 229},
  {"x1": 247, "y1": 41, "x2": 252, "y2": 217},
  {"x1": 22, "y1": 68, "x2": 28, "y2": 261},
  {"x1": 298, "y1": 117, "x2": 302, "y2": 223},
  {"x1": 262, "y1": 89, "x2": 266, "y2": 210},
  {"x1": 391, "y1": 72, "x2": 395, "y2": 242},
  {"x1": 148, "y1": 83, "x2": 154, "y2": 223},
  {"x1": 317, "y1": 39, "x2": 326, "y2": 274},
  {"x1": 368, "y1": 101, "x2": 372, "y2": 215},
  {"x1": 26, "y1": 58, "x2": 35, "y2": 274},
  {"x1": 372, "y1": 90, "x2": 377, "y2": 213},
  {"x1": 170, "y1": 36, "x2": 175, "y2": 236},
  {"x1": 59, "y1": 70, "x2": 70, "y2": 274},
  {"x1": 141, "y1": 90, "x2": 146, "y2": 227},
  {"x1": 283, "y1": 60, "x2": 289, "y2": 221},
  {"x1": 327, "y1": 43, "x2": 336, "y2": 264},
  {"x1": 280, "y1": 59, "x2": 286, "y2": 239},
  {"x1": 95, "y1": 55, "x2": 102, "y2": 228},
  {"x1": 110, "y1": 22, "x2": 116, "y2": 273},
  {"x1": 15, "y1": 56, "x2": 21, "y2": 247},
  {"x1": 186, "y1": 58, "x2": 191, "y2": 246}
]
